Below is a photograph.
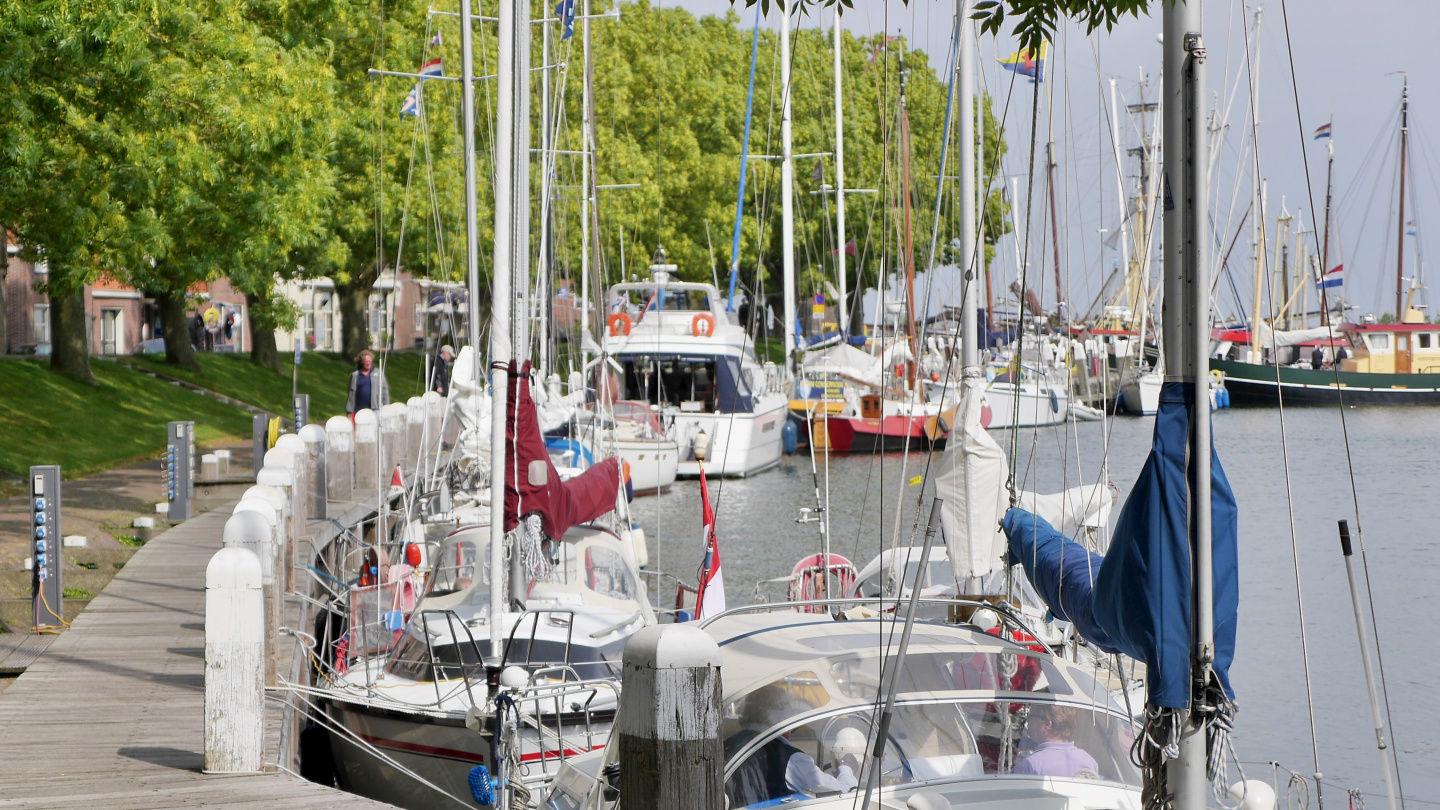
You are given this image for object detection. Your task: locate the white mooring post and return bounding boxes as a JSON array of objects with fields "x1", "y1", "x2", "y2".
[
  {"x1": 616, "y1": 624, "x2": 724, "y2": 810},
  {"x1": 325, "y1": 415, "x2": 355, "y2": 502},
  {"x1": 204, "y1": 546, "x2": 265, "y2": 773},
  {"x1": 224, "y1": 507, "x2": 278, "y2": 685}
]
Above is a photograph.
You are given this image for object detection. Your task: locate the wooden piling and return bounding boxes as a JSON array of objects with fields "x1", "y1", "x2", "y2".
[{"x1": 616, "y1": 624, "x2": 725, "y2": 810}]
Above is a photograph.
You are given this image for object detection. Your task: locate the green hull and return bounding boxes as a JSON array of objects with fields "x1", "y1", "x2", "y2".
[{"x1": 1211, "y1": 359, "x2": 1440, "y2": 406}]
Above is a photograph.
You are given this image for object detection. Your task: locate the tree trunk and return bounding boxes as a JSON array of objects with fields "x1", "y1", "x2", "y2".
[
  {"x1": 250, "y1": 321, "x2": 280, "y2": 372},
  {"x1": 0, "y1": 260, "x2": 9, "y2": 356},
  {"x1": 48, "y1": 286, "x2": 94, "y2": 382},
  {"x1": 157, "y1": 289, "x2": 202, "y2": 372},
  {"x1": 337, "y1": 278, "x2": 370, "y2": 361}
]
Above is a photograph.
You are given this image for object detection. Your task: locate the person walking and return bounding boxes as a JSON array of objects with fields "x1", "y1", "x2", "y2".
[
  {"x1": 346, "y1": 349, "x2": 390, "y2": 416},
  {"x1": 1311, "y1": 345, "x2": 1325, "y2": 370},
  {"x1": 431, "y1": 345, "x2": 454, "y2": 396}
]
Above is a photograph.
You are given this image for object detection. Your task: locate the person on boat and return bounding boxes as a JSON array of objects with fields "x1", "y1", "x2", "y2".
[
  {"x1": 725, "y1": 685, "x2": 856, "y2": 806},
  {"x1": 1335, "y1": 344, "x2": 1349, "y2": 366},
  {"x1": 430, "y1": 344, "x2": 454, "y2": 396},
  {"x1": 1311, "y1": 346, "x2": 1326, "y2": 370},
  {"x1": 346, "y1": 349, "x2": 390, "y2": 416},
  {"x1": 1012, "y1": 703, "x2": 1099, "y2": 778}
]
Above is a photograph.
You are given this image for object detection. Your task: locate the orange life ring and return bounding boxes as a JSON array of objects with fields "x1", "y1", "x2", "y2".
[
  {"x1": 691, "y1": 312, "x2": 717, "y2": 337},
  {"x1": 608, "y1": 312, "x2": 632, "y2": 336}
]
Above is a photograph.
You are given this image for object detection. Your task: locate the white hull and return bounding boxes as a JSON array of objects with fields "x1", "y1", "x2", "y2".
[
  {"x1": 668, "y1": 393, "x2": 789, "y2": 477},
  {"x1": 1119, "y1": 372, "x2": 1162, "y2": 415},
  {"x1": 983, "y1": 382, "x2": 1070, "y2": 428},
  {"x1": 326, "y1": 695, "x2": 611, "y2": 810},
  {"x1": 613, "y1": 437, "x2": 678, "y2": 493}
]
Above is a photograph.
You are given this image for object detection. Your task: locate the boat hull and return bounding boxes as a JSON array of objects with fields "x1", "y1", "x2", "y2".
[
  {"x1": 1212, "y1": 359, "x2": 1440, "y2": 406},
  {"x1": 672, "y1": 395, "x2": 789, "y2": 477},
  {"x1": 324, "y1": 696, "x2": 610, "y2": 810},
  {"x1": 612, "y1": 437, "x2": 678, "y2": 494}
]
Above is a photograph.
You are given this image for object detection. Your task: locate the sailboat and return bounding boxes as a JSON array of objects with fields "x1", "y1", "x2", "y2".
[{"x1": 1212, "y1": 78, "x2": 1440, "y2": 405}]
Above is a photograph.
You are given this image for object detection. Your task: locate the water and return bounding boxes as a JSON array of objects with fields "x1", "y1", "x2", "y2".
[{"x1": 626, "y1": 407, "x2": 1439, "y2": 800}]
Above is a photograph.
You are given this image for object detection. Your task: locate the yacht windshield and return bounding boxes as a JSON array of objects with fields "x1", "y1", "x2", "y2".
[
  {"x1": 612, "y1": 287, "x2": 711, "y2": 314},
  {"x1": 723, "y1": 700, "x2": 1138, "y2": 808}
]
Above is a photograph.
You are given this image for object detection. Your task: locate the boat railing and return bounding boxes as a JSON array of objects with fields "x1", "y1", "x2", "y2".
[
  {"x1": 506, "y1": 674, "x2": 619, "y2": 776},
  {"x1": 697, "y1": 597, "x2": 1048, "y2": 644},
  {"x1": 502, "y1": 608, "x2": 578, "y2": 673},
  {"x1": 415, "y1": 608, "x2": 488, "y2": 710}
]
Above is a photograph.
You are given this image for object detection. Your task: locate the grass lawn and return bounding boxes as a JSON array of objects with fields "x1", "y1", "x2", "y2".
[
  {"x1": 0, "y1": 358, "x2": 253, "y2": 478},
  {"x1": 127, "y1": 350, "x2": 431, "y2": 420}
]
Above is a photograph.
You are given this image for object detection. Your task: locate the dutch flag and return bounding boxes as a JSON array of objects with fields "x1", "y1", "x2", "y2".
[
  {"x1": 1314, "y1": 122, "x2": 1332, "y2": 140},
  {"x1": 419, "y1": 58, "x2": 444, "y2": 78},
  {"x1": 693, "y1": 464, "x2": 726, "y2": 622},
  {"x1": 1320, "y1": 263, "x2": 1343, "y2": 289}
]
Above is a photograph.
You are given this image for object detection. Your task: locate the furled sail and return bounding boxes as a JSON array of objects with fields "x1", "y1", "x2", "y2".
[
  {"x1": 936, "y1": 376, "x2": 1114, "y2": 581},
  {"x1": 1005, "y1": 382, "x2": 1239, "y2": 707},
  {"x1": 503, "y1": 361, "x2": 622, "y2": 539}
]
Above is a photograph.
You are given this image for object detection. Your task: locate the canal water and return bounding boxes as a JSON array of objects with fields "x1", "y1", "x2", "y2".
[{"x1": 626, "y1": 406, "x2": 1439, "y2": 799}]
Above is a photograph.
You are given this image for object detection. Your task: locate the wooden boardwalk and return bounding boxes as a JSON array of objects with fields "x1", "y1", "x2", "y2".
[{"x1": 0, "y1": 502, "x2": 394, "y2": 809}]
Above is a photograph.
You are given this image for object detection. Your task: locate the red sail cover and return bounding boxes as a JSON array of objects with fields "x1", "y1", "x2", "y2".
[{"x1": 503, "y1": 361, "x2": 621, "y2": 537}]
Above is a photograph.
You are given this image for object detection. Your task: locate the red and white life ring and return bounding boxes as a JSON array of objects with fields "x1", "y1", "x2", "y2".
[{"x1": 691, "y1": 313, "x2": 716, "y2": 337}]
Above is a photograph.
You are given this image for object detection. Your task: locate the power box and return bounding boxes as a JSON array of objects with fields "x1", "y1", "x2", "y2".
[
  {"x1": 167, "y1": 421, "x2": 196, "y2": 521},
  {"x1": 30, "y1": 465, "x2": 63, "y2": 631},
  {"x1": 293, "y1": 394, "x2": 310, "y2": 431}
]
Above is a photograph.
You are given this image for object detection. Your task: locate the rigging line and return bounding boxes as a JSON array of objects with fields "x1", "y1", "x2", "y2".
[
  {"x1": 1005, "y1": 79, "x2": 1044, "y2": 486},
  {"x1": 1241, "y1": 7, "x2": 1327, "y2": 801},
  {"x1": 1275, "y1": 1, "x2": 1405, "y2": 805}
]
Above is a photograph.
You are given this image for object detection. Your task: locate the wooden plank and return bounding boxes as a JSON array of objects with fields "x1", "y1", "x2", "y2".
[{"x1": 0, "y1": 502, "x2": 394, "y2": 808}]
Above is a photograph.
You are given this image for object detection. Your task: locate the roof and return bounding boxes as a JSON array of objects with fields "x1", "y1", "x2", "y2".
[{"x1": 1340, "y1": 321, "x2": 1438, "y2": 332}]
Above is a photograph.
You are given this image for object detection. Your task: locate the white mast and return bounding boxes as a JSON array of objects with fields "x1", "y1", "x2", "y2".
[
  {"x1": 958, "y1": 0, "x2": 977, "y2": 370},
  {"x1": 833, "y1": 12, "x2": 847, "y2": 334},
  {"x1": 490, "y1": 0, "x2": 533, "y2": 639},
  {"x1": 781, "y1": 3, "x2": 797, "y2": 379},
  {"x1": 1161, "y1": 2, "x2": 1212, "y2": 804},
  {"x1": 1109, "y1": 78, "x2": 1131, "y2": 314}
]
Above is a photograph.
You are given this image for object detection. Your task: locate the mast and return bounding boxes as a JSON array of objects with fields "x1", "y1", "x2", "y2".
[
  {"x1": 1047, "y1": 140, "x2": 1063, "y2": 314},
  {"x1": 1396, "y1": 76, "x2": 1410, "y2": 319},
  {"x1": 1109, "y1": 79, "x2": 1131, "y2": 324},
  {"x1": 490, "y1": 0, "x2": 533, "y2": 633},
  {"x1": 1161, "y1": 2, "x2": 1212, "y2": 805},
  {"x1": 898, "y1": 54, "x2": 920, "y2": 383},
  {"x1": 726, "y1": 15, "x2": 761, "y2": 315},
  {"x1": 781, "y1": 2, "x2": 797, "y2": 379},
  {"x1": 833, "y1": 11, "x2": 848, "y2": 333},
  {"x1": 1248, "y1": 7, "x2": 1264, "y2": 359},
  {"x1": 579, "y1": 0, "x2": 593, "y2": 360},
  {"x1": 959, "y1": 0, "x2": 978, "y2": 370},
  {"x1": 1320, "y1": 122, "x2": 1333, "y2": 326}
]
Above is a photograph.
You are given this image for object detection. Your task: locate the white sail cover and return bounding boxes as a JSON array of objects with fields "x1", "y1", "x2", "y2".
[
  {"x1": 934, "y1": 376, "x2": 1010, "y2": 579},
  {"x1": 448, "y1": 345, "x2": 492, "y2": 464},
  {"x1": 1255, "y1": 322, "x2": 1336, "y2": 348},
  {"x1": 936, "y1": 376, "x2": 1115, "y2": 580}
]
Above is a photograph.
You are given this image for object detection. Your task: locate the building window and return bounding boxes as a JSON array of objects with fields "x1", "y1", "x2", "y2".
[
  {"x1": 33, "y1": 260, "x2": 48, "y2": 275},
  {"x1": 101, "y1": 308, "x2": 123, "y2": 354},
  {"x1": 415, "y1": 303, "x2": 425, "y2": 333},
  {"x1": 33, "y1": 305, "x2": 50, "y2": 344}
]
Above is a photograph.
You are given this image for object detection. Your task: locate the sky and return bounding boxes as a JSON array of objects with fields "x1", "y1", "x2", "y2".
[{"x1": 667, "y1": 0, "x2": 1440, "y2": 322}]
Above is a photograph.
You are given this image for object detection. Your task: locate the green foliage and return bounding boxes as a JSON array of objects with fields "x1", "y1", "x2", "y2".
[
  {"x1": 0, "y1": 359, "x2": 253, "y2": 476},
  {"x1": 63, "y1": 587, "x2": 96, "y2": 600},
  {"x1": 971, "y1": 0, "x2": 1153, "y2": 52},
  {"x1": 553, "y1": 2, "x2": 1010, "y2": 309}
]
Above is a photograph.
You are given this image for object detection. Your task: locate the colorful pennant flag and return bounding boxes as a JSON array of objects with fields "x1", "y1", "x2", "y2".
[
  {"x1": 998, "y1": 43, "x2": 1047, "y2": 83},
  {"x1": 555, "y1": 0, "x2": 576, "y2": 40},
  {"x1": 693, "y1": 464, "x2": 726, "y2": 621}
]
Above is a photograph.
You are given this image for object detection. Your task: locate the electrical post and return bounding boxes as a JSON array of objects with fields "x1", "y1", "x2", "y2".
[
  {"x1": 30, "y1": 465, "x2": 63, "y2": 631},
  {"x1": 168, "y1": 421, "x2": 196, "y2": 522},
  {"x1": 293, "y1": 393, "x2": 310, "y2": 431}
]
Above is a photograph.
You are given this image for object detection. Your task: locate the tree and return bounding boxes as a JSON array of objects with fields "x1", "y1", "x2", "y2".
[{"x1": 0, "y1": 0, "x2": 338, "y2": 378}]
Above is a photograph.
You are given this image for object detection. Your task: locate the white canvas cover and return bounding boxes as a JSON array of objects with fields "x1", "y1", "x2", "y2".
[
  {"x1": 936, "y1": 377, "x2": 1115, "y2": 580},
  {"x1": 1255, "y1": 322, "x2": 1336, "y2": 348},
  {"x1": 934, "y1": 376, "x2": 1010, "y2": 580}
]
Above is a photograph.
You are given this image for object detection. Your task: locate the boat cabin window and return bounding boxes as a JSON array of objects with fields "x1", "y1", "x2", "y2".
[
  {"x1": 826, "y1": 650, "x2": 1072, "y2": 702},
  {"x1": 1420, "y1": 333, "x2": 1432, "y2": 349},
  {"x1": 1365, "y1": 333, "x2": 1391, "y2": 351},
  {"x1": 533, "y1": 539, "x2": 641, "y2": 603},
  {"x1": 723, "y1": 700, "x2": 1139, "y2": 808},
  {"x1": 612, "y1": 287, "x2": 711, "y2": 314},
  {"x1": 620, "y1": 356, "x2": 719, "y2": 412},
  {"x1": 429, "y1": 536, "x2": 488, "y2": 598}
]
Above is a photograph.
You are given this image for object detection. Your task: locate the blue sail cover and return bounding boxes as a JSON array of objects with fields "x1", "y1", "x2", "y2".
[
  {"x1": 1003, "y1": 509, "x2": 1119, "y2": 654},
  {"x1": 1005, "y1": 382, "x2": 1238, "y2": 708}
]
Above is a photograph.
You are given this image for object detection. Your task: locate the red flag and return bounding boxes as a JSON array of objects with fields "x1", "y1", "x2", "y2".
[{"x1": 693, "y1": 464, "x2": 726, "y2": 621}]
